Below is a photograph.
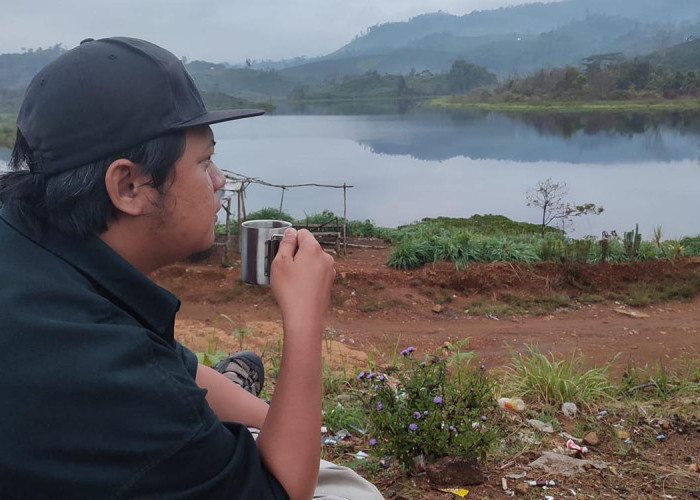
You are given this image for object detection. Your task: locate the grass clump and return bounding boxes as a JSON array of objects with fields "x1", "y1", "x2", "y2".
[
  {"x1": 356, "y1": 341, "x2": 500, "y2": 469},
  {"x1": 501, "y1": 346, "x2": 616, "y2": 408}
]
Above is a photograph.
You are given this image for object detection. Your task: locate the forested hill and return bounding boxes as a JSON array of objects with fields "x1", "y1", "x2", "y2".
[{"x1": 278, "y1": 0, "x2": 700, "y2": 80}]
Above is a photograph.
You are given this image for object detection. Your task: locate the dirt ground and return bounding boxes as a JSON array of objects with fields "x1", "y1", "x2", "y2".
[
  {"x1": 153, "y1": 242, "x2": 700, "y2": 373},
  {"x1": 151, "y1": 241, "x2": 700, "y2": 499}
]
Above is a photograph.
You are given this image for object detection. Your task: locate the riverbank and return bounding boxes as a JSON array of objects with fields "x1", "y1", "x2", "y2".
[{"x1": 426, "y1": 95, "x2": 700, "y2": 113}]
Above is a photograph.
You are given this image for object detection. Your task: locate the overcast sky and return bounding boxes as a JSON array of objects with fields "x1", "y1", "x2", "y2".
[{"x1": 1, "y1": 0, "x2": 558, "y2": 64}]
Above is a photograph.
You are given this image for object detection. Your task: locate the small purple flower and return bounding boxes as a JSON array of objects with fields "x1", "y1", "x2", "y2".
[
  {"x1": 420, "y1": 361, "x2": 426, "y2": 367},
  {"x1": 400, "y1": 346, "x2": 416, "y2": 356},
  {"x1": 373, "y1": 385, "x2": 379, "y2": 390},
  {"x1": 480, "y1": 363, "x2": 486, "y2": 370},
  {"x1": 357, "y1": 371, "x2": 366, "y2": 380},
  {"x1": 376, "y1": 402, "x2": 383, "y2": 411},
  {"x1": 449, "y1": 425, "x2": 455, "y2": 431},
  {"x1": 481, "y1": 415, "x2": 487, "y2": 421},
  {"x1": 433, "y1": 396, "x2": 443, "y2": 404},
  {"x1": 369, "y1": 438, "x2": 377, "y2": 446},
  {"x1": 360, "y1": 390, "x2": 366, "y2": 395},
  {"x1": 423, "y1": 410, "x2": 428, "y2": 416},
  {"x1": 408, "y1": 423, "x2": 418, "y2": 431},
  {"x1": 378, "y1": 374, "x2": 385, "y2": 381},
  {"x1": 367, "y1": 372, "x2": 375, "y2": 379},
  {"x1": 413, "y1": 411, "x2": 421, "y2": 419}
]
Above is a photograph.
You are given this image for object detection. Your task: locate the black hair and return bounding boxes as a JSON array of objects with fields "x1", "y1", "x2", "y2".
[{"x1": 0, "y1": 129, "x2": 186, "y2": 239}]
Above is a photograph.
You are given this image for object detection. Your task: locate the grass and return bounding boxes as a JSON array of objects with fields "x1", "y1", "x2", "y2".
[
  {"x1": 622, "y1": 273, "x2": 700, "y2": 307},
  {"x1": 426, "y1": 96, "x2": 700, "y2": 113},
  {"x1": 500, "y1": 346, "x2": 617, "y2": 408}
]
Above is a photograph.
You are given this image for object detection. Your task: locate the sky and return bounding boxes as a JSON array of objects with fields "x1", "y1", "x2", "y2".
[{"x1": 0, "y1": 0, "x2": 558, "y2": 64}]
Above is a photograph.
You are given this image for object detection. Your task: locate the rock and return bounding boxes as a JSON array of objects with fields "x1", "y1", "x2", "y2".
[
  {"x1": 529, "y1": 452, "x2": 608, "y2": 477},
  {"x1": 432, "y1": 304, "x2": 443, "y2": 313},
  {"x1": 584, "y1": 431, "x2": 600, "y2": 446},
  {"x1": 689, "y1": 463, "x2": 699, "y2": 473},
  {"x1": 616, "y1": 429, "x2": 630, "y2": 440},
  {"x1": 426, "y1": 456, "x2": 484, "y2": 486},
  {"x1": 513, "y1": 482, "x2": 530, "y2": 495}
]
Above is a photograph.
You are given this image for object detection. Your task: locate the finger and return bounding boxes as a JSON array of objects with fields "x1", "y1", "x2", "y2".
[
  {"x1": 296, "y1": 228, "x2": 321, "y2": 250},
  {"x1": 275, "y1": 227, "x2": 298, "y2": 259}
]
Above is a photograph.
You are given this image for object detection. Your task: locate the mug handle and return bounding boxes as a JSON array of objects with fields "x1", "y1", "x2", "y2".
[{"x1": 265, "y1": 234, "x2": 284, "y2": 278}]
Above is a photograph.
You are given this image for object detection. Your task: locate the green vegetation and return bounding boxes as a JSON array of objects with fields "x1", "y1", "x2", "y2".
[
  {"x1": 356, "y1": 341, "x2": 500, "y2": 469},
  {"x1": 289, "y1": 61, "x2": 496, "y2": 101},
  {"x1": 0, "y1": 114, "x2": 16, "y2": 149},
  {"x1": 432, "y1": 54, "x2": 700, "y2": 112},
  {"x1": 501, "y1": 346, "x2": 617, "y2": 408},
  {"x1": 385, "y1": 215, "x2": 698, "y2": 270}
]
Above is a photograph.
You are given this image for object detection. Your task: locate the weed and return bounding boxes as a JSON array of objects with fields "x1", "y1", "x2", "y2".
[
  {"x1": 356, "y1": 342, "x2": 500, "y2": 469},
  {"x1": 501, "y1": 346, "x2": 617, "y2": 408}
]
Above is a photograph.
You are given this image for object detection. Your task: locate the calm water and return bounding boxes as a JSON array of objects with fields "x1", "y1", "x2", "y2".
[
  {"x1": 212, "y1": 107, "x2": 700, "y2": 239},
  {"x1": 4, "y1": 108, "x2": 699, "y2": 239}
]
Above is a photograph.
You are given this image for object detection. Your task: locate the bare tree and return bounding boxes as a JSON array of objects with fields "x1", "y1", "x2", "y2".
[{"x1": 526, "y1": 178, "x2": 604, "y2": 236}]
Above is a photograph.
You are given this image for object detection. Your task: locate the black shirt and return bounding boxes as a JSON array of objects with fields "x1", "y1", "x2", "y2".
[{"x1": 0, "y1": 206, "x2": 288, "y2": 500}]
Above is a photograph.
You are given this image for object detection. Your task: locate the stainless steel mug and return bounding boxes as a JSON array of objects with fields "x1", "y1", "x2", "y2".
[{"x1": 240, "y1": 220, "x2": 293, "y2": 285}]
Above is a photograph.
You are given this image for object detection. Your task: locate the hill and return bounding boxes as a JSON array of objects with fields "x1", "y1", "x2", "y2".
[{"x1": 279, "y1": 0, "x2": 700, "y2": 80}]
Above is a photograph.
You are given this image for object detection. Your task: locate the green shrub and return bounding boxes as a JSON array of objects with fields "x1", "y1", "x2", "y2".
[
  {"x1": 245, "y1": 207, "x2": 294, "y2": 222},
  {"x1": 357, "y1": 343, "x2": 500, "y2": 469}
]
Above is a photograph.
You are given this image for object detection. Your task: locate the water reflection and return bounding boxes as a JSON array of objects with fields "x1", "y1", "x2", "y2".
[{"x1": 349, "y1": 109, "x2": 700, "y2": 163}]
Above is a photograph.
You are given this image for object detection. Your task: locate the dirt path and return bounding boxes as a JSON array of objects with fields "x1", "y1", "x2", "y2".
[{"x1": 153, "y1": 245, "x2": 700, "y2": 373}]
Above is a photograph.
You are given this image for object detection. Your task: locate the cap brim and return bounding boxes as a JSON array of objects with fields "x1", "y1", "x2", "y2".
[{"x1": 174, "y1": 109, "x2": 265, "y2": 129}]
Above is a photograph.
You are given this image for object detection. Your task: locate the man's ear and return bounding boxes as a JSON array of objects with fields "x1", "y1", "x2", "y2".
[{"x1": 104, "y1": 159, "x2": 153, "y2": 216}]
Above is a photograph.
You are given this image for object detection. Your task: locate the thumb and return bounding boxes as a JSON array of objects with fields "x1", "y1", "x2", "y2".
[{"x1": 275, "y1": 227, "x2": 298, "y2": 259}]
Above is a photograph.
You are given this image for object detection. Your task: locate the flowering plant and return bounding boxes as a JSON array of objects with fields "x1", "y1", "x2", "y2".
[{"x1": 357, "y1": 340, "x2": 500, "y2": 469}]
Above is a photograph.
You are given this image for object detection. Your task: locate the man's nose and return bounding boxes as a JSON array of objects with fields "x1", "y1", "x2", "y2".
[{"x1": 209, "y1": 163, "x2": 226, "y2": 190}]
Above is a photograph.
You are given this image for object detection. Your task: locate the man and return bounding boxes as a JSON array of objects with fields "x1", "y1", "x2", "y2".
[{"x1": 0, "y1": 37, "x2": 381, "y2": 499}]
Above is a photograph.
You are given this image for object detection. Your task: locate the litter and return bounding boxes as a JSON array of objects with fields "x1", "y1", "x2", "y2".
[
  {"x1": 438, "y1": 488, "x2": 469, "y2": 497},
  {"x1": 529, "y1": 452, "x2": 608, "y2": 477},
  {"x1": 505, "y1": 472, "x2": 527, "y2": 479},
  {"x1": 526, "y1": 479, "x2": 560, "y2": 486},
  {"x1": 566, "y1": 439, "x2": 588, "y2": 454},
  {"x1": 354, "y1": 451, "x2": 369, "y2": 460},
  {"x1": 527, "y1": 419, "x2": 554, "y2": 433},
  {"x1": 561, "y1": 402, "x2": 578, "y2": 419},
  {"x1": 498, "y1": 397, "x2": 525, "y2": 411}
]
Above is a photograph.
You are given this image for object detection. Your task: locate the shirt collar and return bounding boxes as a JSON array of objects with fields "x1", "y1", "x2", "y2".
[{"x1": 0, "y1": 205, "x2": 180, "y2": 338}]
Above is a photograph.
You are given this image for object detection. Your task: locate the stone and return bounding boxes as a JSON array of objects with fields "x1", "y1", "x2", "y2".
[
  {"x1": 432, "y1": 304, "x2": 443, "y2": 313},
  {"x1": 584, "y1": 431, "x2": 600, "y2": 446},
  {"x1": 513, "y1": 482, "x2": 530, "y2": 495},
  {"x1": 689, "y1": 463, "x2": 699, "y2": 473},
  {"x1": 426, "y1": 456, "x2": 484, "y2": 487}
]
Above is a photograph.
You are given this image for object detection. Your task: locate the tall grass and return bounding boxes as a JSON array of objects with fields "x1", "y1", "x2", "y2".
[{"x1": 501, "y1": 346, "x2": 617, "y2": 408}]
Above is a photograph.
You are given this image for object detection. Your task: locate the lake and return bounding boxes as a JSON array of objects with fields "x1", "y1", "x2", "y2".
[{"x1": 212, "y1": 105, "x2": 700, "y2": 239}]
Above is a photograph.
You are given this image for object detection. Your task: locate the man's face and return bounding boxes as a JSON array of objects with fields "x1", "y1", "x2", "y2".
[{"x1": 149, "y1": 126, "x2": 225, "y2": 261}]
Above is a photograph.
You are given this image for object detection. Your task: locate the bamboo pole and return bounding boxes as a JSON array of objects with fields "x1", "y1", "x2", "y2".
[
  {"x1": 342, "y1": 182, "x2": 347, "y2": 256},
  {"x1": 224, "y1": 198, "x2": 231, "y2": 264}
]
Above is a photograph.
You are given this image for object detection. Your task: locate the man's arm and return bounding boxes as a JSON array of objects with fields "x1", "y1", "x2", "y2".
[
  {"x1": 256, "y1": 228, "x2": 335, "y2": 500},
  {"x1": 195, "y1": 363, "x2": 269, "y2": 429}
]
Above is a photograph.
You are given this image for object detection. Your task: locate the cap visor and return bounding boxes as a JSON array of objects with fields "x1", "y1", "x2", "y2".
[{"x1": 174, "y1": 109, "x2": 265, "y2": 128}]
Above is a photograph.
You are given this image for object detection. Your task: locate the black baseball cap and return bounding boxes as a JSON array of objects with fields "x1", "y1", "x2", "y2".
[{"x1": 17, "y1": 37, "x2": 264, "y2": 176}]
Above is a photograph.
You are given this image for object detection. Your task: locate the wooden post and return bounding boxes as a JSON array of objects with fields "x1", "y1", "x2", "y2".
[
  {"x1": 342, "y1": 182, "x2": 347, "y2": 256},
  {"x1": 279, "y1": 187, "x2": 285, "y2": 212},
  {"x1": 224, "y1": 198, "x2": 231, "y2": 265},
  {"x1": 237, "y1": 189, "x2": 243, "y2": 254}
]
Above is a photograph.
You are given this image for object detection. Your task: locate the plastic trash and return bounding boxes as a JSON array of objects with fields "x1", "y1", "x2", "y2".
[
  {"x1": 527, "y1": 419, "x2": 554, "y2": 433},
  {"x1": 498, "y1": 397, "x2": 526, "y2": 411},
  {"x1": 561, "y1": 402, "x2": 578, "y2": 419},
  {"x1": 566, "y1": 439, "x2": 588, "y2": 454},
  {"x1": 526, "y1": 479, "x2": 560, "y2": 486}
]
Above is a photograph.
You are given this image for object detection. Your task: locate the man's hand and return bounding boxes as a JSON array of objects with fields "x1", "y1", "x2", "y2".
[{"x1": 270, "y1": 228, "x2": 336, "y2": 333}]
